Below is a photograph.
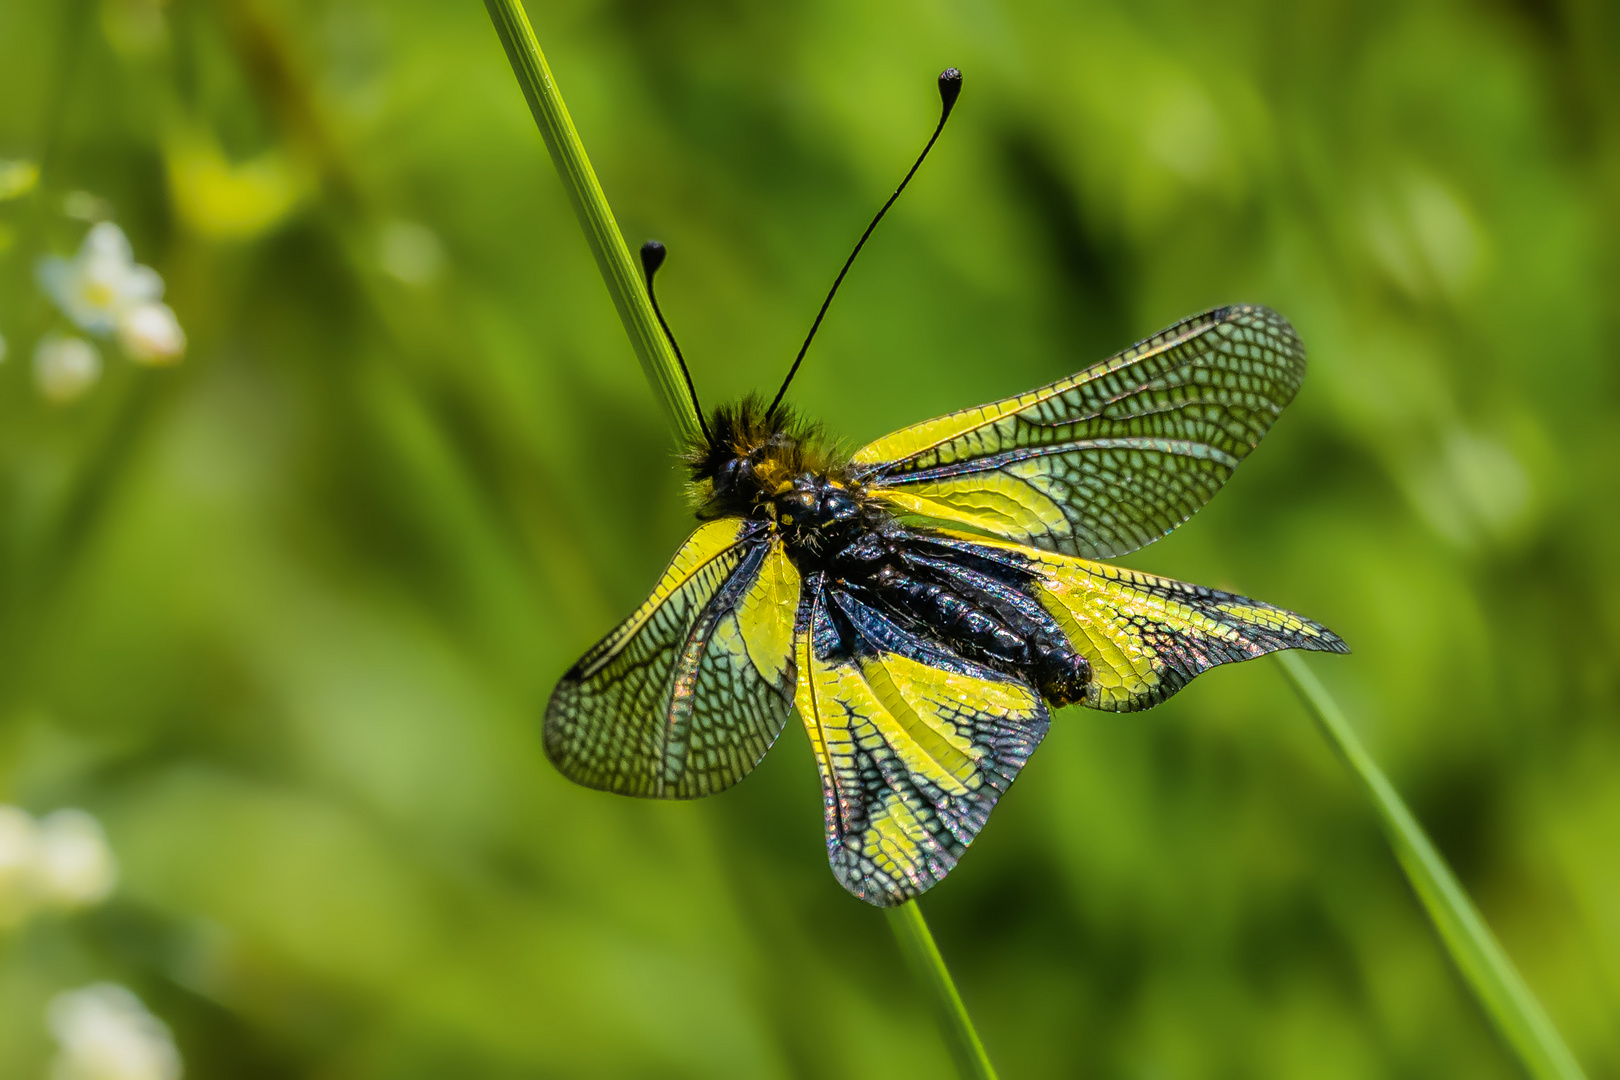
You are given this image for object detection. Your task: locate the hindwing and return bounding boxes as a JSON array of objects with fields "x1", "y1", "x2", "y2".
[
  {"x1": 852, "y1": 305, "x2": 1306, "y2": 559},
  {"x1": 794, "y1": 575, "x2": 1050, "y2": 906},
  {"x1": 917, "y1": 531, "x2": 1349, "y2": 711},
  {"x1": 545, "y1": 518, "x2": 800, "y2": 798}
]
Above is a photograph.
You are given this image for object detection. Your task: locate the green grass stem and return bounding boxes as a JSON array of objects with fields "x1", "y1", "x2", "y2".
[
  {"x1": 888, "y1": 902, "x2": 1001, "y2": 1080},
  {"x1": 481, "y1": 6, "x2": 997, "y2": 1075},
  {"x1": 1276, "y1": 652, "x2": 1585, "y2": 1080},
  {"x1": 480, "y1": 0, "x2": 701, "y2": 445}
]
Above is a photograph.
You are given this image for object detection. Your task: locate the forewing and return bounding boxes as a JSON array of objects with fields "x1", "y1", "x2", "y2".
[
  {"x1": 853, "y1": 305, "x2": 1306, "y2": 559},
  {"x1": 546, "y1": 518, "x2": 801, "y2": 798},
  {"x1": 920, "y1": 531, "x2": 1349, "y2": 712},
  {"x1": 794, "y1": 575, "x2": 1050, "y2": 906}
]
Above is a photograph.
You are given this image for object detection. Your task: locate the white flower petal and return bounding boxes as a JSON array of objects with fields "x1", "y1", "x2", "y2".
[
  {"x1": 37, "y1": 255, "x2": 80, "y2": 316},
  {"x1": 125, "y1": 265, "x2": 165, "y2": 304},
  {"x1": 34, "y1": 335, "x2": 103, "y2": 403},
  {"x1": 47, "y1": 983, "x2": 183, "y2": 1080},
  {"x1": 37, "y1": 221, "x2": 170, "y2": 337},
  {"x1": 119, "y1": 303, "x2": 186, "y2": 364},
  {"x1": 35, "y1": 809, "x2": 118, "y2": 908},
  {"x1": 36, "y1": 251, "x2": 119, "y2": 335},
  {"x1": 84, "y1": 221, "x2": 134, "y2": 265}
]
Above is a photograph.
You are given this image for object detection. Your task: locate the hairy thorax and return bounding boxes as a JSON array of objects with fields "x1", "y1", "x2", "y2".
[
  {"x1": 686, "y1": 398, "x2": 1090, "y2": 706},
  {"x1": 686, "y1": 400, "x2": 887, "y2": 561}
]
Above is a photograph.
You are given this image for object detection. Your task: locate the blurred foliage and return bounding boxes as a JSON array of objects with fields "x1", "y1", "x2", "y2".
[{"x1": 1, "y1": 0, "x2": 1618, "y2": 1076}]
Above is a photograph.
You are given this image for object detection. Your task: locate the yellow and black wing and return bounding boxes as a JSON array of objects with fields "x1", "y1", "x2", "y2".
[
  {"x1": 794, "y1": 575, "x2": 1050, "y2": 906},
  {"x1": 851, "y1": 305, "x2": 1305, "y2": 559},
  {"x1": 919, "y1": 531, "x2": 1349, "y2": 711},
  {"x1": 545, "y1": 518, "x2": 801, "y2": 798}
]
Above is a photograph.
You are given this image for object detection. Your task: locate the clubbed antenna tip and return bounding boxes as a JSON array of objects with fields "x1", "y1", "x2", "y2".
[
  {"x1": 766, "y1": 66, "x2": 965, "y2": 419},
  {"x1": 640, "y1": 239, "x2": 667, "y2": 282},
  {"x1": 939, "y1": 68, "x2": 962, "y2": 114},
  {"x1": 638, "y1": 238, "x2": 711, "y2": 444}
]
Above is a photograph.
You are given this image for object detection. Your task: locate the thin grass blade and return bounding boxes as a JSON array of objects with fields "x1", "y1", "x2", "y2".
[
  {"x1": 480, "y1": 11, "x2": 1001, "y2": 1076},
  {"x1": 1276, "y1": 652, "x2": 1585, "y2": 1080},
  {"x1": 480, "y1": 0, "x2": 700, "y2": 443},
  {"x1": 887, "y1": 901, "x2": 1000, "y2": 1080}
]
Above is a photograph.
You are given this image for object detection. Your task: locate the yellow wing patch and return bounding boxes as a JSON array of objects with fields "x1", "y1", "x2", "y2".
[
  {"x1": 734, "y1": 540, "x2": 800, "y2": 686},
  {"x1": 871, "y1": 473, "x2": 1072, "y2": 548},
  {"x1": 794, "y1": 584, "x2": 1049, "y2": 906}
]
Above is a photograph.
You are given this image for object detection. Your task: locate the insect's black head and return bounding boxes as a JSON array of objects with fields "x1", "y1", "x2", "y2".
[{"x1": 686, "y1": 395, "x2": 844, "y2": 519}]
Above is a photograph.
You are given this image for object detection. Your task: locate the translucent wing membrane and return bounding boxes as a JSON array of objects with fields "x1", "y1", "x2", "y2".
[
  {"x1": 794, "y1": 576, "x2": 1050, "y2": 906},
  {"x1": 919, "y1": 532, "x2": 1349, "y2": 711},
  {"x1": 545, "y1": 518, "x2": 801, "y2": 797},
  {"x1": 853, "y1": 305, "x2": 1306, "y2": 559}
]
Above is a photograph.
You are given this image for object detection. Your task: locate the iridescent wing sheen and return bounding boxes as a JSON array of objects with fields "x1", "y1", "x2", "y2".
[
  {"x1": 793, "y1": 574, "x2": 1050, "y2": 906},
  {"x1": 545, "y1": 517, "x2": 801, "y2": 798},
  {"x1": 916, "y1": 530, "x2": 1349, "y2": 712},
  {"x1": 851, "y1": 305, "x2": 1307, "y2": 559}
]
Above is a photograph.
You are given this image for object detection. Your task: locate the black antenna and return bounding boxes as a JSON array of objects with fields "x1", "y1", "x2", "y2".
[
  {"x1": 640, "y1": 240, "x2": 712, "y2": 445},
  {"x1": 765, "y1": 67, "x2": 963, "y2": 419}
]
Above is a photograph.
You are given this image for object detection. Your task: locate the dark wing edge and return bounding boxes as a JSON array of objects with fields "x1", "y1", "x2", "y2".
[
  {"x1": 545, "y1": 518, "x2": 801, "y2": 799},
  {"x1": 794, "y1": 575, "x2": 1050, "y2": 906},
  {"x1": 1053, "y1": 563, "x2": 1350, "y2": 712},
  {"x1": 854, "y1": 305, "x2": 1308, "y2": 560}
]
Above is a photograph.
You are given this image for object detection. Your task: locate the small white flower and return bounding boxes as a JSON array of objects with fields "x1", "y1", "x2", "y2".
[
  {"x1": 118, "y1": 302, "x2": 186, "y2": 365},
  {"x1": 0, "y1": 806, "x2": 42, "y2": 927},
  {"x1": 0, "y1": 806, "x2": 118, "y2": 928},
  {"x1": 47, "y1": 983, "x2": 183, "y2": 1080},
  {"x1": 35, "y1": 809, "x2": 118, "y2": 908},
  {"x1": 39, "y1": 223, "x2": 164, "y2": 336},
  {"x1": 35, "y1": 335, "x2": 103, "y2": 403},
  {"x1": 37, "y1": 222, "x2": 186, "y2": 364}
]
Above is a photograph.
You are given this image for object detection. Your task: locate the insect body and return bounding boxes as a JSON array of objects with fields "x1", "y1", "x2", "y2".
[
  {"x1": 697, "y1": 399, "x2": 1094, "y2": 709},
  {"x1": 543, "y1": 72, "x2": 1347, "y2": 907}
]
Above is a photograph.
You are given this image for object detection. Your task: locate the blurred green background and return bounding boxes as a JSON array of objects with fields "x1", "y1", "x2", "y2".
[{"x1": 1, "y1": 0, "x2": 1618, "y2": 1075}]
